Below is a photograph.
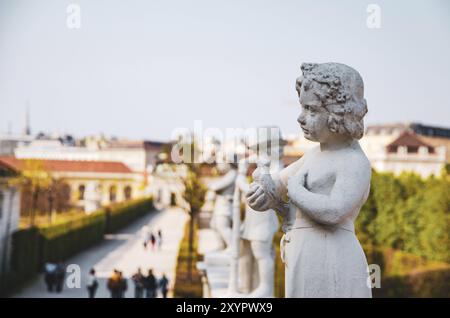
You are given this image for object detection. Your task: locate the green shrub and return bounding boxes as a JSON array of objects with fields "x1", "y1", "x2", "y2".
[
  {"x1": 173, "y1": 219, "x2": 203, "y2": 298},
  {"x1": 356, "y1": 171, "x2": 450, "y2": 263},
  {"x1": 0, "y1": 227, "x2": 40, "y2": 296},
  {"x1": 38, "y1": 210, "x2": 106, "y2": 266},
  {"x1": 365, "y1": 244, "x2": 450, "y2": 297},
  {"x1": 105, "y1": 198, "x2": 154, "y2": 233},
  {"x1": 374, "y1": 267, "x2": 450, "y2": 298}
]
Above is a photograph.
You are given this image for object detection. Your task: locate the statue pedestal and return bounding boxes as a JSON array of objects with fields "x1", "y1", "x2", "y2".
[
  {"x1": 199, "y1": 229, "x2": 270, "y2": 298},
  {"x1": 197, "y1": 229, "x2": 231, "y2": 297},
  {"x1": 204, "y1": 249, "x2": 230, "y2": 267}
]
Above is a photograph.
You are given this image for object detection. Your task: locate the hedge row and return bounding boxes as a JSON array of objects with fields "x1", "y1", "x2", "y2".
[
  {"x1": 39, "y1": 211, "x2": 107, "y2": 266},
  {"x1": 0, "y1": 228, "x2": 41, "y2": 297},
  {"x1": 365, "y1": 245, "x2": 450, "y2": 297},
  {"x1": 105, "y1": 198, "x2": 155, "y2": 234},
  {"x1": 173, "y1": 219, "x2": 203, "y2": 298},
  {"x1": 0, "y1": 197, "x2": 154, "y2": 297},
  {"x1": 273, "y1": 231, "x2": 450, "y2": 298},
  {"x1": 273, "y1": 231, "x2": 285, "y2": 298}
]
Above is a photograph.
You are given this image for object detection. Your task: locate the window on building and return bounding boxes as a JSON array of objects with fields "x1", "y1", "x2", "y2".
[
  {"x1": 124, "y1": 186, "x2": 132, "y2": 200},
  {"x1": 0, "y1": 191, "x2": 3, "y2": 219},
  {"x1": 78, "y1": 184, "x2": 85, "y2": 200},
  {"x1": 387, "y1": 145, "x2": 398, "y2": 153},
  {"x1": 109, "y1": 186, "x2": 117, "y2": 203}
]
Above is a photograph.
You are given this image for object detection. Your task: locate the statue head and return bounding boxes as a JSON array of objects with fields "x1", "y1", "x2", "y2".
[{"x1": 295, "y1": 62, "x2": 367, "y2": 143}]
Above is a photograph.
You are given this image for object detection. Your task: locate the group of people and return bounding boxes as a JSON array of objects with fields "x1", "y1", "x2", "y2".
[
  {"x1": 143, "y1": 228, "x2": 163, "y2": 251},
  {"x1": 43, "y1": 262, "x2": 66, "y2": 293},
  {"x1": 131, "y1": 268, "x2": 169, "y2": 298},
  {"x1": 85, "y1": 267, "x2": 169, "y2": 298},
  {"x1": 43, "y1": 228, "x2": 167, "y2": 298}
]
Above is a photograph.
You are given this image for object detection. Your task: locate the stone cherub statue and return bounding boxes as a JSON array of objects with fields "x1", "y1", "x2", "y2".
[
  {"x1": 208, "y1": 162, "x2": 238, "y2": 251},
  {"x1": 234, "y1": 128, "x2": 284, "y2": 297},
  {"x1": 236, "y1": 159, "x2": 279, "y2": 298},
  {"x1": 246, "y1": 62, "x2": 372, "y2": 298}
]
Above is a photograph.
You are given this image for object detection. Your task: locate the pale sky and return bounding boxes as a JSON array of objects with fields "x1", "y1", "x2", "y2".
[{"x1": 0, "y1": 0, "x2": 449, "y2": 141}]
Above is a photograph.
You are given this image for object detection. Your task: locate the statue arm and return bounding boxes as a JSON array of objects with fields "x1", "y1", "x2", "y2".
[
  {"x1": 246, "y1": 158, "x2": 304, "y2": 231},
  {"x1": 209, "y1": 170, "x2": 237, "y2": 192},
  {"x1": 264, "y1": 157, "x2": 305, "y2": 205},
  {"x1": 273, "y1": 157, "x2": 305, "y2": 201},
  {"x1": 236, "y1": 175, "x2": 250, "y2": 193},
  {"x1": 288, "y1": 161, "x2": 371, "y2": 226}
]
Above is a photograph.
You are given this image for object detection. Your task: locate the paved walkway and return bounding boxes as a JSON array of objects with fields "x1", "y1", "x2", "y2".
[{"x1": 13, "y1": 207, "x2": 188, "y2": 298}]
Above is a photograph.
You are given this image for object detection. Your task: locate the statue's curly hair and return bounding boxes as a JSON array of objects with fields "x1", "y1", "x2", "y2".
[{"x1": 296, "y1": 62, "x2": 368, "y2": 140}]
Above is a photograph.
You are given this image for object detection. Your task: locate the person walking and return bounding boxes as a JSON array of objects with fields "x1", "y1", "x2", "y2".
[
  {"x1": 159, "y1": 274, "x2": 169, "y2": 298},
  {"x1": 157, "y1": 229, "x2": 163, "y2": 250},
  {"x1": 131, "y1": 268, "x2": 145, "y2": 298},
  {"x1": 107, "y1": 269, "x2": 122, "y2": 298},
  {"x1": 143, "y1": 269, "x2": 157, "y2": 298},
  {"x1": 118, "y1": 271, "x2": 128, "y2": 298},
  {"x1": 86, "y1": 268, "x2": 98, "y2": 298},
  {"x1": 55, "y1": 262, "x2": 65, "y2": 293},
  {"x1": 44, "y1": 262, "x2": 57, "y2": 292},
  {"x1": 142, "y1": 226, "x2": 150, "y2": 250},
  {"x1": 150, "y1": 233, "x2": 156, "y2": 251}
]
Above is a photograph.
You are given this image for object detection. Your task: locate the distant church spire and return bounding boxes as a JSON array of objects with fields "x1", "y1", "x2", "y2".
[{"x1": 24, "y1": 101, "x2": 31, "y2": 136}]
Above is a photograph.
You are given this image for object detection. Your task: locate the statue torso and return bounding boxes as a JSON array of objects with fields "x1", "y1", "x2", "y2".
[{"x1": 289, "y1": 143, "x2": 370, "y2": 227}]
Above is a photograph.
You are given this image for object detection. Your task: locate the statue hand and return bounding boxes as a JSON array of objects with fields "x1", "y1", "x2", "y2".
[
  {"x1": 246, "y1": 182, "x2": 273, "y2": 211},
  {"x1": 252, "y1": 164, "x2": 277, "y2": 200}
]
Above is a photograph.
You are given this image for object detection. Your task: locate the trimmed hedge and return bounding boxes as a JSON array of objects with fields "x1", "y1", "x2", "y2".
[
  {"x1": 365, "y1": 245, "x2": 450, "y2": 297},
  {"x1": 105, "y1": 198, "x2": 154, "y2": 234},
  {"x1": 374, "y1": 268, "x2": 450, "y2": 298},
  {"x1": 173, "y1": 219, "x2": 203, "y2": 298},
  {"x1": 0, "y1": 197, "x2": 153, "y2": 297},
  {"x1": 39, "y1": 210, "x2": 107, "y2": 266},
  {"x1": 0, "y1": 228, "x2": 41, "y2": 296}
]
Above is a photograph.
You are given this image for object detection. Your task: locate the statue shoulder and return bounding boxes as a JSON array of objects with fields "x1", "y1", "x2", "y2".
[
  {"x1": 336, "y1": 147, "x2": 371, "y2": 180},
  {"x1": 278, "y1": 151, "x2": 310, "y2": 186}
]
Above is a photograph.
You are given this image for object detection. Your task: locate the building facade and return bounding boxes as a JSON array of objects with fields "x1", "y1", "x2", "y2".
[
  {"x1": 0, "y1": 157, "x2": 144, "y2": 214},
  {"x1": 14, "y1": 138, "x2": 166, "y2": 175},
  {"x1": 0, "y1": 134, "x2": 34, "y2": 156},
  {"x1": 362, "y1": 129, "x2": 447, "y2": 177},
  {"x1": 361, "y1": 122, "x2": 450, "y2": 162}
]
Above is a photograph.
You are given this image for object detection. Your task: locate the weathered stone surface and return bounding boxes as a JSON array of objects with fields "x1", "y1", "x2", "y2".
[{"x1": 247, "y1": 63, "x2": 372, "y2": 298}]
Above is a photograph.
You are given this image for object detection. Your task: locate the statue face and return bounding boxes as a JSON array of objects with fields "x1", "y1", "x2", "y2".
[{"x1": 297, "y1": 86, "x2": 331, "y2": 143}]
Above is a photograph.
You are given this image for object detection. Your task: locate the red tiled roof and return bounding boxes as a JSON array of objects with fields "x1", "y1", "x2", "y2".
[
  {"x1": 0, "y1": 157, "x2": 133, "y2": 174},
  {"x1": 387, "y1": 131, "x2": 434, "y2": 148}
]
